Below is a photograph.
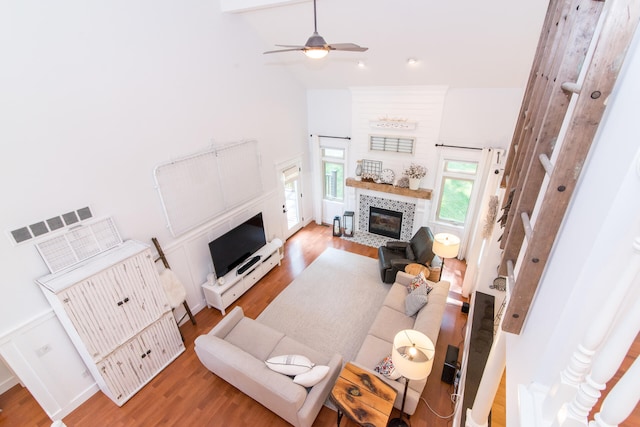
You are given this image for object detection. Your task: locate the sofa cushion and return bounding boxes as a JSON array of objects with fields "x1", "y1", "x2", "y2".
[
  {"x1": 413, "y1": 280, "x2": 450, "y2": 344},
  {"x1": 354, "y1": 334, "x2": 393, "y2": 370},
  {"x1": 368, "y1": 305, "x2": 415, "y2": 343},
  {"x1": 383, "y1": 282, "x2": 409, "y2": 312},
  {"x1": 270, "y1": 336, "x2": 331, "y2": 366},
  {"x1": 225, "y1": 317, "x2": 284, "y2": 361},
  {"x1": 353, "y1": 336, "x2": 426, "y2": 395},
  {"x1": 194, "y1": 334, "x2": 308, "y2": 409}
]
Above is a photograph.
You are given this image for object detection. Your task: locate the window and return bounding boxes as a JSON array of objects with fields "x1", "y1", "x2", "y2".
[
  {"x1": 322, "y1": 147, "x2": 345, "y2": 201},
  {"x1": 436, "y1": 160, "x2": 478, "y2": 225}
]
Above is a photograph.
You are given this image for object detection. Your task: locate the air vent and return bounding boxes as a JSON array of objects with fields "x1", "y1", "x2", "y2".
[
  {"x1": 7, "y1": 206, "x2": 93, "y2": 245},
  {"x1": 369, "y1": 135, "x2": 415, "y2": 154}
]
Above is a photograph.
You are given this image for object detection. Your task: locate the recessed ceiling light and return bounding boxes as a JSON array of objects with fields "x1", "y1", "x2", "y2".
[
  {"x1": 407, "y1": 58, "x2": 418, "y2": 65},
  {"x1": 357, "y1": 60, "x2": 366, "y2": 68}
]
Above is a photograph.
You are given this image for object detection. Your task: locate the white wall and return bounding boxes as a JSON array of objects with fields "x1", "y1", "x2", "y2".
[
  {"x1": 305, "y1": 86, "x2": 526, "y2": 239},
  {"x1": 439, "y1": 88, "x2": 524, "y2": 148},
  {"x1": 0, "y1": 0, "x2": 308, "y2": 418},
  {"x1": 306, "y1": 89, "x2": 353, "y2": 224},
  {"x1": 505, "y1": 26, "x2": 640, "y2": 426},
  {"x1": 0, "y1": 357, "x2": 19, "y2": 394}
]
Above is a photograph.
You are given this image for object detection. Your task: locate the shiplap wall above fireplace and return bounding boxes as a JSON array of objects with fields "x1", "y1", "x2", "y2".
[{"x1": 346, "y1": 86, "x2": 447, "y2": 231}]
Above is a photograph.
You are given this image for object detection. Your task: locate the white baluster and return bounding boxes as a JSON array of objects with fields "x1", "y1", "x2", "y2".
[
  {"x1": 590, "y1": 355, "x2": 640, "y2": 427},
  {"x1": 544, "y1": 237, "x2": 640, "y2": 421},
  {"x1": 560, "y1": 270, "x2": 640, "y2": 427}
]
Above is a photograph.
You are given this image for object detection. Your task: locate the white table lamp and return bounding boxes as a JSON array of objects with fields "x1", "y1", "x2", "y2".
[
  {"x1": 432, "y1": 233, "x2": 460, "y2": 281},
  {"x1": 388, "y1": 329, "x2": 435, "y2": 427}
]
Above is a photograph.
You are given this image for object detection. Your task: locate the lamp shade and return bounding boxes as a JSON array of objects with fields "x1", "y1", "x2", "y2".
[
  {"x1": 391, "y1": 330, "x2": 435, "y2": 380},
  {"x1": 432, "y1": 233, "x2": 460, "y2": 259}
]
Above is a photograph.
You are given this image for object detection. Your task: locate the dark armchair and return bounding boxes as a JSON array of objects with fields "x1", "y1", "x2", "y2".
[{"x1": 377, "y1": 226, "x2": 442, "y2": 283}]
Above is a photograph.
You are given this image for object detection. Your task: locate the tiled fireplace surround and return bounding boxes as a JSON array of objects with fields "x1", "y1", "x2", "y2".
[{"x1": 358, "y1": 194, "x2": 416, "y2": 241}]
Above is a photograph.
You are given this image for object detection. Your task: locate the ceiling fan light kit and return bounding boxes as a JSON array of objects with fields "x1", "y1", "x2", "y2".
[{"x1": 264, "y1": 0, "x2": 367, "y2": 59}]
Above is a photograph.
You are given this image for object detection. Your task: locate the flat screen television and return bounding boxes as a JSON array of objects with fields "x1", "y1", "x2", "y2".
[{"x1": 208, "y1": 212, "x2": 267, "y2": 278}]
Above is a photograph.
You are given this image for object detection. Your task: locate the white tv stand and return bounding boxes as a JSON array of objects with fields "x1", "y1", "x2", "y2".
[{"x1": 202, "y1": 239, "x2": 283, "y2": 315}]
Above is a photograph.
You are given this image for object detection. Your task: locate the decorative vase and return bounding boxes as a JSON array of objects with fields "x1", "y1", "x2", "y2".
[
  {"x1": 355, "y1": 160, "x2": 363, "y2": 181},
  {"x1": 409, "y1": 177, "x2": 420, "y2": 190}
]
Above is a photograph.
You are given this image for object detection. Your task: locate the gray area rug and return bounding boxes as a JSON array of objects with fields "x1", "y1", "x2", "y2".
[{"x1": 257, "y1": 247, "x2": 390, "y2": 364}]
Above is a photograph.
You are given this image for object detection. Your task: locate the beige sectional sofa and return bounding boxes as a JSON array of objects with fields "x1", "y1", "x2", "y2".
[
  {"x1": 353, "y1": 271, "x2": 451, "y2": 415},
  {"x1": 195, "y1": 270, "x2": 449, "y2": 425},
  {"x1": 194, "y1": 306, "x2": 343, "y2": 427}
]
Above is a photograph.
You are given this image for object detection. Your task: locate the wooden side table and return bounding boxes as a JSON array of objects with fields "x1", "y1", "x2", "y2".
[
  {"x1": 330, "y1": 362, "x2": 397, "y2": 427},
  {"x1": 404, "y1": 263, "x2": 430, "y2": 277},
  {"x1": 405, "y1": 262, "x2": 440, "y2": 282}
]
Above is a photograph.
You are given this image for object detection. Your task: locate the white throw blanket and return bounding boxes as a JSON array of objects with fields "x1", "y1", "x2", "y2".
[{"x1": 158, "y1": 269, "x2": 187, "y2": 308}]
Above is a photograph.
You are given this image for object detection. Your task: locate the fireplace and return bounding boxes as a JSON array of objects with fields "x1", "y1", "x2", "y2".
[{"x1": 369, "y1": 207, "x2": 403, "y2": 239}]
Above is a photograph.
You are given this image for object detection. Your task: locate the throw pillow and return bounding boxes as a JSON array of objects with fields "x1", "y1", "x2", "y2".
[
  {"x1": 405, "y1": 283, "x2": 429, "y2": 316},
  {"x1": 265, "y1": 354, "x2": 314, "y2": 376},
  {"x1": 374, "y1": 355, "x2": 401, "y2": 380},
  {"x1": 293, "y1": 365, "x2": 330, "y2": 387},
  {"x1": 407, "y1": 271, "x2": 426, "y2": 292},
  {"x1": 407, "y1": 271, "x2": 434, "y2": 294}
]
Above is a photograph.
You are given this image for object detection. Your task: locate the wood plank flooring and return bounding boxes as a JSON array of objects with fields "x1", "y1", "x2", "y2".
[{"x1": 0, "y1": 222, "x2": 469, "y2": 427}]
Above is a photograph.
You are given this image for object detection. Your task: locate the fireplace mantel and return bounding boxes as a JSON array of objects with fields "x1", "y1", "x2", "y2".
[{"x1": 345, "y1": 177, "x2": 432, "y2": 200}]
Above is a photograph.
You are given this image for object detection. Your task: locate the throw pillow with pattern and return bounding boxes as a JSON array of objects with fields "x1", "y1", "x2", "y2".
[
  {"x1": 374, "y1": 355, "x2": 401, "y2": 380},
  {"x1": 407, "y1": 271, "x2": 433, "y2": 294}
]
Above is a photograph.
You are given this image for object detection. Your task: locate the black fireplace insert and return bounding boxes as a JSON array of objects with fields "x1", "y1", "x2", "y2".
[{"x1": 369, "y1": 207, "x2": 403, "y2": 239}]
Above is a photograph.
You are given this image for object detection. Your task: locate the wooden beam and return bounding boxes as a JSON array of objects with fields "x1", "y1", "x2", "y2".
[
  {"x1": 345, "y1": 178, "x2": 432, "y2": 199},
  {"x1": 502, "y1": 0, "x2": 640, "y2": 334}
]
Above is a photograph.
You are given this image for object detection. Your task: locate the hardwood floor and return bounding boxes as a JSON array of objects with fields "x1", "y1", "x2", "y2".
[{"x1": 0, "y1": 223, "x2": 469, "y2": 427}]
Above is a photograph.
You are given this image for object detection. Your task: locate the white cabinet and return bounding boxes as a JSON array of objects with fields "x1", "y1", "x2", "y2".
[
  {"x1": 37, "y1": 240, "x2": 185, "y2": 406},
  {"x1": 202, "y1": 240, "x2": 282, "y2": 314}
]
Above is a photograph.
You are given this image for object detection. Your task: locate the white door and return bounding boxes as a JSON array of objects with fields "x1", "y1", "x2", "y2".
[{"x1": 281, "y1": 162, "x2": 304, "y2": 238}]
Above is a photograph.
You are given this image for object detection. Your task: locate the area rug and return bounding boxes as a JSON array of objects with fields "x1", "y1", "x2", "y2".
[{"x1": 257, "y1": 247, "x2": 390, "y2": 364}]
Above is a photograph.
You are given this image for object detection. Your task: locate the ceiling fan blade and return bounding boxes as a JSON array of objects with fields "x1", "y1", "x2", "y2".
[
  {"x1": 264, "y1": 48, "x2": 304, "y2": 54},
  {"x1": 329, "y1": 43, "x2": 369, "y2": 52},
  {"x1": 274, "y1": 44, "x2": 307, "y2": 49}
]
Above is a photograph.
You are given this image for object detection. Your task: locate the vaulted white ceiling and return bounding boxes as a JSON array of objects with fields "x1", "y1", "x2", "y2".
[{"x1": 222, "y1": 0, "x2": 550, "y2": 89}]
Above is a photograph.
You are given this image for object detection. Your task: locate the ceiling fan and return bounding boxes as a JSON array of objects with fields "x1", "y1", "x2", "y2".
[{"x1": 263, "y1": 0, "x2": 368, "y2": 59}]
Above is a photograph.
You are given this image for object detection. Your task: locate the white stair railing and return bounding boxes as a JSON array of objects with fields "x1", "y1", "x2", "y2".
[
  {"x1": 590, "y1": 355, "x2": 640, "y2": 427},
  {"x1": 543, "y1": 237, "x2": 640, "y2": 422},
  {"x1": 559, "y1": 284, "x2": 640, "y2": 427}
]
